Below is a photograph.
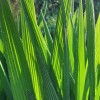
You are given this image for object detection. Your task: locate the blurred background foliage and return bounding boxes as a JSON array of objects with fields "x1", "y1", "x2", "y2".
[{"x1": 10, "y1": 0, "x2": 100, "y2": 36}]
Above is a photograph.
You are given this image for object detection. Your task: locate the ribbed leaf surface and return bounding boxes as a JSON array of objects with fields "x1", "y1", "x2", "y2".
[
  {"x1": 21, "y1": 10, "x2": 42, "y2": 100},
  {"x1": 0, "y1": 0, "x2": 36, "y2": 99},
  {"x1": 20, "y1": 0, "x2": 59, "y2": 99}
]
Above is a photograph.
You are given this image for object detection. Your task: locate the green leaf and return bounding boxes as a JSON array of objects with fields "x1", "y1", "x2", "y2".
[
  {"x1": 0, "y1": 39, "x2": 3, "y2": 53},
  {"x1": 86, "y1": 0, "x2": 95, "y2": 99},
  {"x1": 77, "y1": 0, "x2": 86, "y2": 99},
  {"x1": 20, "y1": 0, "x2": 59, "y2": 99},
  {"x1": 21, "y1": 9, "x2": 42, "y2": 100},
  {"x1": 0, "y1": 0, "x2": 36, "y2": 99},
  {"x1": 37, "y1": 1, "x2": 47, "y2": 26},
  {"x1": 51, "y1": 0, "x2": 72, "y2": 99},
  {"x1": 41, "y1": 12, "x2": 53, "y2": 53},
  {"x1": 0, "y1": 59, "x2": 13, "y2": 100},
  {"x1": 95, "y1": 14, "x2": 100, "y2": 99}
]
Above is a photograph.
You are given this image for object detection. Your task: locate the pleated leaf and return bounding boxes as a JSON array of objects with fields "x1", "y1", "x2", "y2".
[
  {"x1": 0, "y1": 0, "x2": 36, "y2": 99},
  {"x1": 20, "y1": 0, "x2": 59, "y2": 99},
  {"x1": 21, "y1": 9, "x2": 42, "y2": 100},
  {"x1": 52, "y1": 0, "x2": 72, "y2": 99}
]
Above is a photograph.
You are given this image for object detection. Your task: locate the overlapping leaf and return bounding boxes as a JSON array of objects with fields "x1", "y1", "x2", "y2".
[{"x1": 0, "y1": 0, "x2": 36, "y2": 99}]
